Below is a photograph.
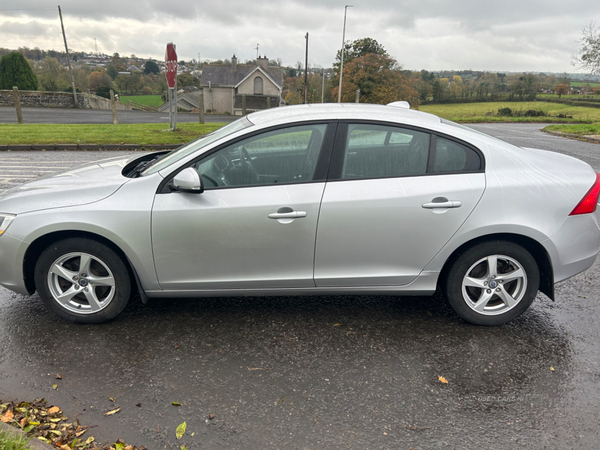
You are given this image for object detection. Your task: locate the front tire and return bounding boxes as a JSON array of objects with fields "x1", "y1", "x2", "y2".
[
  {"x1": 34, "y1": 238, "x2": 131, "y2": 323},
  {"x1": 444, "y1": 241, "x2": 540, "y2": 325}
]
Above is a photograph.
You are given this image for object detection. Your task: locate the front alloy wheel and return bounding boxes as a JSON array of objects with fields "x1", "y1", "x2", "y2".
[
  {"x1": 35, "y1": 238, "x2": 131, "y2": 323},
  {"x1": 445, "y1": 241, "x2": 540, "y2": 325},
  {"x1": 47, "y1": 251, "x2": 116, "y2": 314}
]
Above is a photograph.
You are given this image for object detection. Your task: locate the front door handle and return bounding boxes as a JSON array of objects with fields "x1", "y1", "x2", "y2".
[
  {"x1": 422, "y1": 197, "x2": 462, "y2": 209},
  {"x1": 268, "y1": 211, "x2": 307, "y2": 219}
]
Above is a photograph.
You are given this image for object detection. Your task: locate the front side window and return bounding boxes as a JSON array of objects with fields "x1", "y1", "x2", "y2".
[
  {"x1": 341, "y1": 124, "x2": 430, "y2": 179},
  {"x1": 144, "y1": 117, "x2": 253, "y2": 175},
  {"x1": 194, "y1": 124, "x2": 328, "y2": 188}
]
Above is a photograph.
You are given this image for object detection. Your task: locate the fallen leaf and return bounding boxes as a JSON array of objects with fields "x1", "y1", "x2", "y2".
[
  {"x1": 175, "y1": 343, "x2": 180, "y2": 349},
  {"x1": 438, "y1": 376, "x2": 449, "y2": 384},
  {"x1": 180, "y1": 446, "x2": 188, "y2": 450},
  {"x1": 85, "y1": 437, "x2": 95, "y2": 445},
  {"x1": 172, "y1": 401, "x2": 181, "y2": 406},
  {"x1": 55, "y1": 374, "x2": 62, "y2": 380},
  {"x1": 75, "y1": 428, "x2": 87, "y2": 437},
  {"x1": 176, "y1": 421, "x2": 186, "y2": 439},
  {"x1": 109, "y1": 397, "x2": 116, "y2": 402},
  {"x1": 20, "y1": 417, "x2": 26, "y2": 426},
  {"x1": 48, "y1": 406, "x2": 60, "y2": 414},
  {"x1": 124, "y1": 446, "x2": 134, "y2": 450},
  {"x1": 104, "y1": 408, "x2": 121, "y2": 416},
  {"x1": 60, "y1": 445, "x2": 70, "y2": 450},
  {"x1": 208, "y1": 414, "x2": 215, "y2": 420},
  {"x1": 333, "y1": 323, "x2": 341, "y2": 326},
  {"x1": 1, "y1": 410, "x2": 14, "y2": 423},
  {"x1": 52, "y1": 384, "x2": 58, "y2": 390},
  {"x1": 550, "y1": 367, "x2": 555, "y2": 372}
]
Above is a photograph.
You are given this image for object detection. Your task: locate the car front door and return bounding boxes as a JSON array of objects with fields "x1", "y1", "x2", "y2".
[
  {"x1": 314, "y1": 122, "x2": 486, "y2": 287},
  {"x1": 151, "y1": 122, "x2": 334, "y2": 292}
]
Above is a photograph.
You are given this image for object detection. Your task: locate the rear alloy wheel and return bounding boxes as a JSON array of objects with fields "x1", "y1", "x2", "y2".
[
  {"x1": 35, "y1": 238, "x2": 131, "y2": 323},
  {"x1": 445, "y1": 241, "x2": 540, "y2": 325}
]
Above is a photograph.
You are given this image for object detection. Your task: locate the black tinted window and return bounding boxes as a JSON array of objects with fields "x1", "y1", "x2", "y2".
[
  {"x1": 432, "y1": 137, "x2": 481, "y2": 173},
  {"x1": 341, "y1": 124, "x2": 430, "y2": 179}
]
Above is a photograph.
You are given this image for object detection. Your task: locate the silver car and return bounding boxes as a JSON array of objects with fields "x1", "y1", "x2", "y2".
[{"x1": 1, "y1": 103, "x2": 599, "y2": 325}]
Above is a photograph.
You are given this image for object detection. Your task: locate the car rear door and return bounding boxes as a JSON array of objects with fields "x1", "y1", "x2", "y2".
[{"x1": 314, "y1": 122, "x2": 486, "y2": 287}]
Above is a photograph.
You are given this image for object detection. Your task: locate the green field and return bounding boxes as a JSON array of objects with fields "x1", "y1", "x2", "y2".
[
  {"x1": 120, "y1": 95, "x2": 164, "y2": 107},
  {"x1": 544, "y1": 123, "x2": 600, "y2": 136},
  {"x1": 0, "y1": 123, "x2": 225, "y2": 145},
  {"x1": 570, "y1": 82, "x2": 600, "y2": 88},
  {"x1": 419, "y1": 102, "x2": 600, "y2": 123}
]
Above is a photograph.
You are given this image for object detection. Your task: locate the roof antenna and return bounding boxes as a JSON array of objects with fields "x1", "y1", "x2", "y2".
[{"x1": 255, "y1": 43, "x2": 259, "y2": 59}]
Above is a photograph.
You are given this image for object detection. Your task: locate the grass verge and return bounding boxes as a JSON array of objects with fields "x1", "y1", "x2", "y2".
[
  {"x1": 0, "y1": 123, "x2": 225, "y2": 146},
  {"x1": 119, "y1": 95, "x2": 163, "y2": 108},
  {"x1": 543, "y1": 124, "x2": 600, "y2": 135},
  {"x1": 420, "y1": 101, "x2": 600, "y2": 123},
  {"x1": 0, "y1": 428, "x2": 31, "y2": 450}
]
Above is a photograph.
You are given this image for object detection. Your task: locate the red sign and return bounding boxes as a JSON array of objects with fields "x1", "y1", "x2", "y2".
[{"x1": 165, "y1": 43, "x2": 178, "y2": 88}]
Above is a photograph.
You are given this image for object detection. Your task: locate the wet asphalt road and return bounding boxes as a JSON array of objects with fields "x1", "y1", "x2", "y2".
[{"x1": 1, "y1": 124, "x2": 600, "y2": 449}]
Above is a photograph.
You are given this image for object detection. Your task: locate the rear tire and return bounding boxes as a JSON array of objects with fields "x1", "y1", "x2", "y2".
[
  {"x1": 444, "y1": 241, "x2": 539, "y2": 325},
  {"x1": 34, "y1": 238, "x2": 131, "y2": 323}
]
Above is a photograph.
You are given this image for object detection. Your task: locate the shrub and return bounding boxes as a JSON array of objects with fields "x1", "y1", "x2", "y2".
[
  {"x1": 497, "y1": 107, "x2": 513, "y2": 116},
  {"x1": 0, "y1": 52, "x2": 38, "y2": 90}
]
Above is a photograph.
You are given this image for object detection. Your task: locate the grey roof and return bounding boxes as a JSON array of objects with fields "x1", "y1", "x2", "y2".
[{"x1": 201, "y1": 64, "x2": 283, "y2": 89}]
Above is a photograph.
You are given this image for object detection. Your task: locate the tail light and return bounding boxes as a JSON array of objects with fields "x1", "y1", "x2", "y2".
[{"x1": 570, "y1": 172, "x2": 600, "y2": 216}]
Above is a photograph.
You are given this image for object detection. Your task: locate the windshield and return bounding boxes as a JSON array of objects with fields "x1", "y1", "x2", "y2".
[{"x1": 143, "y1": 116, "x2": 254, "y2": 175}]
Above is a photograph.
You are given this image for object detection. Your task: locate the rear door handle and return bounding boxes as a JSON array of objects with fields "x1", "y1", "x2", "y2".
[
  {"x1": 422, "y1": 198, "x2": 462, "y2": 209},
  {"x1": 268, "y1": 211, "x2": 307, "y2": 219}
]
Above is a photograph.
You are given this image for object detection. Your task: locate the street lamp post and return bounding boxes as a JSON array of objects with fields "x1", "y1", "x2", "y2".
[{"x1": 337, "y1": 5, "x2": 353, "y2": 103}]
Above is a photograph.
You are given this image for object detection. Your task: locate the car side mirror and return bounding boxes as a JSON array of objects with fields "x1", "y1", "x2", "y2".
[{"x1": 172, "y1": 167, "x2": 204, "y2": 194}]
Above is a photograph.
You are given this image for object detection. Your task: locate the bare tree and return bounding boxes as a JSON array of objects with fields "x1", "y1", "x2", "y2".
[{"x1": 573, "y1": 22, "x2": 600, "y2": 75}]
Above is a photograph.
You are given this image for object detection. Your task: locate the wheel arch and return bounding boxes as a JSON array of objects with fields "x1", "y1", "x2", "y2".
[
  {"x1": 23, "y1": 230, "x2": 137, "y2": 296},
  {"x1": 438, "y1": 233, "x2": 554, "y2": 300}
]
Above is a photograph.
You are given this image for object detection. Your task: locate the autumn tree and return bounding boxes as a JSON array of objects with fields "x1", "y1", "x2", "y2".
[
  {"x1": 555, "y1": 83, "x2": 570, "y2": 98},
  {"x1": 37, "y1": 57, "x2": 70, "y2": 91},
  {"x1": 573, "y1": 22, "x2": 600, "y2": 74},
  {"x1": 88, "y1": 70, "x2": 113, "y2": 91},
  {"x1": 331, "y1": 53, "x2": 419, "y2": 105},
  {"x1": 177, "y1": 72, "x2": 199, "y2": 88},
  {"x1": 0, "y1": 51, "x2": 38, "y2": 90}
]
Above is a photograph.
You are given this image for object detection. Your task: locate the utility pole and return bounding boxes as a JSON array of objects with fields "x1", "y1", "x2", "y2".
[
  {"x1": 58, "y1": 5, "x2": 78, "y2": 108},
  {"x1": 304, "y1": 33, "x2": 309, "y2": 104},
  {"x1": 338, "y1": 5, "x2": 353, "y2": 103},
  {"x1": 255, "y1": 44, "x2": 260, "y2": 59},
  {"x1": 321, "y1": 69, "x2": 326, "y2": 103}
]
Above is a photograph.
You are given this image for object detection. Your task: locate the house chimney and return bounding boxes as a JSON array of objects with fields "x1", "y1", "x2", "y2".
[
  {"x1": 232, "y1": 54, "x2": 237, "y2": 70},
  {"x1": 257, "y1": 55, "x2": 269, "y2": 70}
]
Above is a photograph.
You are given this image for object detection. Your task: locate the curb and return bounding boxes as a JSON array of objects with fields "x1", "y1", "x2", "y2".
[
  {"x1": 542, "y1": 130, "x2": 600, "y2": 144},
  {"x1": 0, "y1": 144, "x2": 181, "y2": 151},
  {"x1": 0, "y1": 421, "x2": 54, "y2": 450}
]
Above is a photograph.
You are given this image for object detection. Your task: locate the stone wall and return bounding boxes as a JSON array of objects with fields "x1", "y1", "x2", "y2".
[{"x1": 0, "y1": 90, "x2": 87, "y2": 108}]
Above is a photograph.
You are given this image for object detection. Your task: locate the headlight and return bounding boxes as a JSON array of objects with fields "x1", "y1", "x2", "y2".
[{"x1": 0, "y1": 213, "x2": 15, "y2": 236}]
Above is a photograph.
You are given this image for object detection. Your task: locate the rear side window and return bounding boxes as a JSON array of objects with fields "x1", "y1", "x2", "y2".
[
  {"x1": 341, "y1": 124, "x2": 430, "y2": 179},
  {"x1": 432, "y1": 137, "x2": 481, "y2": 173}
]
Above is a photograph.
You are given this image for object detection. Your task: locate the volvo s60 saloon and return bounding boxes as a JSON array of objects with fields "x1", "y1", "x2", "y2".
[{"x1": 0, "y1": 102, "x2": 599, "y2": 325}]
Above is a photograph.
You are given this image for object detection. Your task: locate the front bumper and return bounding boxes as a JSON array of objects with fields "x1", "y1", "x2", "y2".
[{"x1": 0, "y1": 233, "x2": 29, "y2": 296}]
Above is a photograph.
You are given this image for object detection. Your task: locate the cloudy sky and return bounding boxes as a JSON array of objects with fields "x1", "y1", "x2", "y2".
[{"x1": 0, "y1": 0, "x2": 598, "y2": 73}]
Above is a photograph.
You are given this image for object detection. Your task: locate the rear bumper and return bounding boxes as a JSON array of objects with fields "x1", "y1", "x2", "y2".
[{"x1": 547, "y1": 212, "x2": 600, "y2": 283}]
